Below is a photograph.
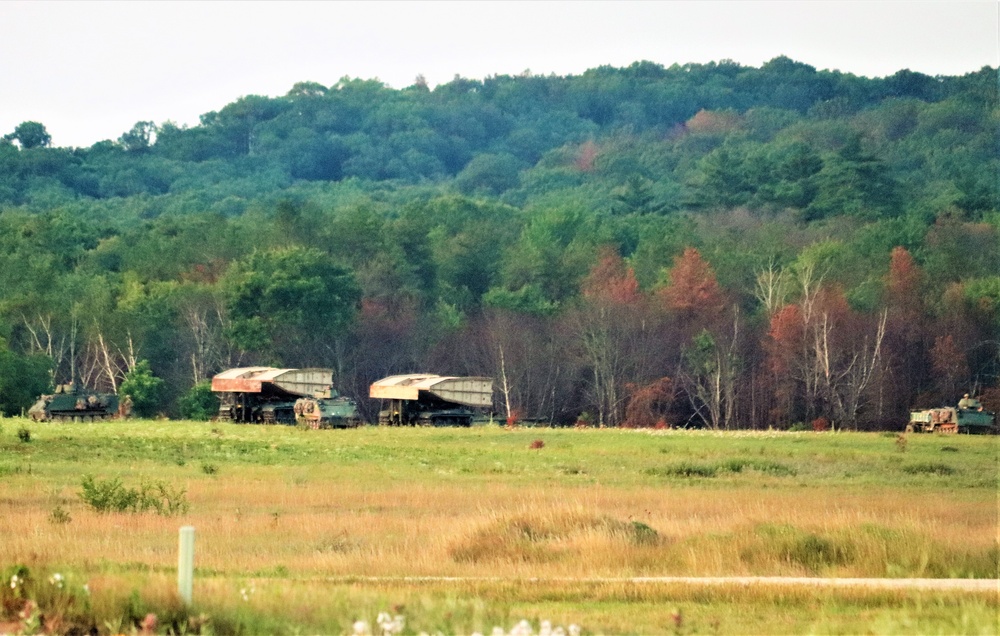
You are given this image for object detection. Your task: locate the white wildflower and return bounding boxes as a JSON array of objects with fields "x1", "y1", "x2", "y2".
[
  {"x1": 49, "y1": 572, "x2": 65, "y2": 588},
  {"x1": 568, "y1": 625, "x2": 581, "y2": 636},
  {"x1": 511, "y1": 619, "x2": 534, "y2": 636},
  {"x1": 10, "y1": 574, "x2": 21, "y2": 589},
  {"x1": 491, "y1": 627, "x2": 506, "y2": 636},
  {"x1": 353, "y1": 619, "x2": 371, "y2": 635},
  {"x1": 540, "y1": 620, "x2": 552, "y2": 636},
  {"x1": 552, "y1": 629, "x2": 565, "y2": 636}
]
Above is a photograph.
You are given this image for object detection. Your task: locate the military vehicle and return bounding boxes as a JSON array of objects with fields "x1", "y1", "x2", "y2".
[
  {"x1": 370, "y1": 374, "x2": 493, "y2": 426},
  {"x1": 211, "y1": 367, "x2": 358, "y2": 428},
  {"x1": 28, "y1": 384, "x2": 119, "y2": 422},
  {"x1": 906, "y1": 404, "x2": 996, "y2": 434}
]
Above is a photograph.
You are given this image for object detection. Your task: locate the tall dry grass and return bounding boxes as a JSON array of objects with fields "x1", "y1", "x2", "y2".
[
  {"x1": 1, "y1": 420, "x2": 997, "y2": 632},
  {"x1": 3, "y1": 474, "x2": 995, "y2": 579}
]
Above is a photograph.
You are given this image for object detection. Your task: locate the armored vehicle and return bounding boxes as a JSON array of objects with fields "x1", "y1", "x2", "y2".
[
  {"x1": 28, "y1": 384, "x2": 119, "y2": 422},
  {"x1": 906, "y1": 405, "x2": 996, "y2": 434},
  {"x1": 293, "y1": 395, "x2": 360, "y2": 429},
  {"x1": 370, "y1": 374, "x2": 493, "y2": 426},
  {"x1": 212, "y1": 367, "x2": 358, "y2": 427}
]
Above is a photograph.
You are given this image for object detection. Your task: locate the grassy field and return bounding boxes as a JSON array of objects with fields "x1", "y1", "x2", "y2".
[{"x1": 0, "y1": 418, "x2": 997, "y2": 634}]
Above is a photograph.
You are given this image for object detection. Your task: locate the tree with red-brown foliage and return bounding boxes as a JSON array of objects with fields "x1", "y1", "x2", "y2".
[
  {"x1": 623, "y1": 377, "x2": 674, "y2": 428},
  {"x1": 930, "y1": 334, "x2": 969, "y2": 402},
  {"x1": 879, "y1": 246, "x2": 929, "y2": 421},
  {"x1": 572, "y1": 247, "x2": 658, "y2": 426},
  {"x1": 582, "y1": 246, "x2": 642, "y2": 305},
  {"x1": 766, "y1": 276, "x2": 887, "y2": 429},
  {"x1": 659, "y1": 248, "x2": 726, "y2": 325},
  {"x1": 575, "y1": 140, "x2": 598, "y2": 172}
]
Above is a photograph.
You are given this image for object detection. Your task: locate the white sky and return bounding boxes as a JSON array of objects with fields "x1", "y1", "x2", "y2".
[{"x1": 2, "y1": 1, "x2": 997, "y2": 148}]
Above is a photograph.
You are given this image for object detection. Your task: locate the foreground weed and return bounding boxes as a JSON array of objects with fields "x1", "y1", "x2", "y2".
[
  {"x1": 901, "y1": 462, "x2": 957, "y2": 476},
  {"x1": 79, "y1": 475, "x2": 189, "y2": 515},
  {"x1": 48, "y1": 505, "x2": 71, "y2": 525}
]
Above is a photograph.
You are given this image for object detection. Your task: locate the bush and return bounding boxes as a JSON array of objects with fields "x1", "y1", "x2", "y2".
[
  {"x1": 177, "y1": 381, "x2": 218, "y2": 421},
  {"x1": 902, "y1": 462, "x2": 957, "y2": 476},
  {"x1": 17, "y1": 427, "x2": 31, "y2": 443},
  {"x1": 79, "y1": 475, "x2": 189, "y2": 515},
  {"x1": 119, "y1": 360, "x2": 165, "y2": 418}
]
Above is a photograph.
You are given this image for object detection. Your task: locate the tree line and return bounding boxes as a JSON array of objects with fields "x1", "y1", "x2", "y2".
[{"x1": 0, "y1": 57, "x2": 997, "y2": 427}]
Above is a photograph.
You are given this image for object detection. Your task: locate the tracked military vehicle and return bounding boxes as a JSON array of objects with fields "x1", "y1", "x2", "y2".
[
  {"x1": 28, "y1": 384, "x2": 119, "y2": 422},
  {"x1": 211, "y1": 367, "x2": 358, "y2": 428},
  {"x1": 370, "y1": 374, "x2": 493, "y2": 426},
  {"x1": 906, "y1": 401, "x2": 996, "y2": 434}
]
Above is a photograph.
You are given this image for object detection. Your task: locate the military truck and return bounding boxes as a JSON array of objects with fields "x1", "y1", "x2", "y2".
[
  {"x1": 370, "y1": 374, "x2": 493, "y2": 426},
  {"x1": 28, "y1": 384, "x2": 119, "y2": 422},
  {"x1": 906, "y1": 404, "x2": 996, "y2": 434},
  {"x1": 211, "y1": 367, "x2": 358, "y2": 428}
]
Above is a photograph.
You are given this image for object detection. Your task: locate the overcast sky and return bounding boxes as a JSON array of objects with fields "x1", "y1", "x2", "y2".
[{"x1": 3, "y1": 1, "x2": 997, "y2": 148}]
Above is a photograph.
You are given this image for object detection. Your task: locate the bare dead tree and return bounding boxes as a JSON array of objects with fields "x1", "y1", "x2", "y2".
[
  {"x1": 754, "y1": 258, "x2": 791, "y2": 317},
  {"x1": 21, "y1": 312, "x2": 69, "y2": 384}
]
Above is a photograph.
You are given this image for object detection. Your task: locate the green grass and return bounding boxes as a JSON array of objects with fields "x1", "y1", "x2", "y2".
[{"x1": 0, "y1": 418, "x2": 997, "y2": 634}]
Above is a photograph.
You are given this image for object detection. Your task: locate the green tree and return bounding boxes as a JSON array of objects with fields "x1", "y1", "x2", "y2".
[
  {"x1": 0, "y1": 336, "x2": 52, "y2": 416},
  {"x1": 223, "y1": 247, "x2": 361, "y2": 364},
  {"x1": 454, "y1": 153, "x2": 523, "y2": 195},
  {"x1": 118, "y1": 121, "x2": 157, "y2": 152},
  {"x1": 5, "y1": 121, "x2": 52, "y2": 149},
  {"x1": 119, "y1": 360, "x2": 165, "y2": 418}
]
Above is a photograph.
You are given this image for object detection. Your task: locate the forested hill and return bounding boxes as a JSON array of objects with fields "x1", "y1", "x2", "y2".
[{"x1": 1, "y1": 57, "x2": 998, "y2": 430}]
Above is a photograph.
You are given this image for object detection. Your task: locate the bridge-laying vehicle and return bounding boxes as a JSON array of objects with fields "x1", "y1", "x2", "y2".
[
  {"x1": 370, "y1": 374, "x2": 493, "y2": 426},
  {"x1": 211, "y1": 367, "x2": 358, "y2": 428}
]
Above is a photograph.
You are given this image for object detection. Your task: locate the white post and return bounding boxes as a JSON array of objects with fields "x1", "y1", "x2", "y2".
[{"x1": 178, "y1": 526, "x2": 195, "y2": 606}]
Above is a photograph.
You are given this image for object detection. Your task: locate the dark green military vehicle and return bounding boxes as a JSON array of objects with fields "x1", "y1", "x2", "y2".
[{"x1": 28, "y1": 384, "x2": 120, "y2": 422}]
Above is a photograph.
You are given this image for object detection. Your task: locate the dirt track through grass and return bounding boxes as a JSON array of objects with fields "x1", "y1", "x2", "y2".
[{"x1": 316, "y1": 575, "x2": 1000, "y2": 591}]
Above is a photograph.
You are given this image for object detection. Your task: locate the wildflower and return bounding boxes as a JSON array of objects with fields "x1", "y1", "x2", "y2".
[
  {"x1": 140, "y1": 613, "x2": 158, "y2": 635},
  {"x1": 83, "y1": 583, "x2": 90, "y2": 595},
  {"x1": 353, "y1": 620, "x2": 371, "y2": 635},
  {"x1": 10, "y1": 573, "x2": 21, "y2": 589},
  {"x1": 376, "y1": 611, "x2": 405, "y2": 635},
  {"x1": 511, "y1": 619, "x2": 533, "y2": 636},
  {"x1": 239, "y1": 581, "x2": 255, "y2": 601},
  {"x1": 49, "y1": 572, "x2": 65, "y2": 588},
  {"x1": 568, "y1": 625, "x2": 581, "y2": 636},
  {"x1": 540, "y1": 620, "x2": 552, "y2": 636},
  {"x1": 491, "y1": 627, "x2": 505, "y2": 636}
]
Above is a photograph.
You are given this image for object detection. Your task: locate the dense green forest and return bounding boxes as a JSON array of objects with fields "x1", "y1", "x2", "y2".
[{"x1": 1, "y1": 57, "x2": 998, "y2": 428}]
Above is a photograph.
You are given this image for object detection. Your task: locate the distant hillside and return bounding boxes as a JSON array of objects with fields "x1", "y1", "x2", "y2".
[{"x1": 0, "y1": 57, "x2": 997, "y2": 428}]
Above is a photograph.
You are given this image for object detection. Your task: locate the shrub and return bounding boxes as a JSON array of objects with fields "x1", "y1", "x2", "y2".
[
  {"x1": 811, "y1": 417, "x2": 829, "y2": 432},
  {"x1": 119, "y1": 360, "x2": 165, "y2": 418},
  {"x1": 902, "y1": 462, "x2": 957, "y2": 476},
  {"x1": 647, "y1": 462, "x2": 718, "y2": 478},
  {"x1": 79, "y1": 475, "x2": 189, "y2": 515},
  {"x1": 17, "y1": 427, "x2": 31, "y2": 443},
  {"x1": 177, "y1": 381, "x2": 218, "y2": 421},
  {"x1": 48, "y1": 505, "x2": 71, "y2": 525}
]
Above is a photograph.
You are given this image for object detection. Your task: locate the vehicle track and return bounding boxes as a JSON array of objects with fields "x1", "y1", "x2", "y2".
[{"x1": 321, "y1": 576, "x2": 999, "y2": 592}]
